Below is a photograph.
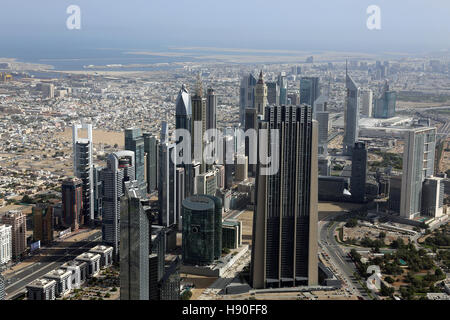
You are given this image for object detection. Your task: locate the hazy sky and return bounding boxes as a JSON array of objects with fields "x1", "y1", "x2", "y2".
[{"x1": 1, "y1": 0, "x2": 450, "y2": 58}]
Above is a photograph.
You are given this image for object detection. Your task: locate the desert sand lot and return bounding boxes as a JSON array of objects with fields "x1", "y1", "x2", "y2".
[
  {"x1": 61, "y1": 127, "x2": 124, "y2": 148},
  {"x1": 180, "y1": 273, "x2": 218, "y2": 300}
]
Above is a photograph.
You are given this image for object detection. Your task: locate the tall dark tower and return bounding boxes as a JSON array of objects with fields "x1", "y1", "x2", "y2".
[
  {"x1": 251, "y1": 104, "x2": 319, "y2": 289},
  {"x1": 175, "y1": 84, "x2": 193, "y2": 197},
  {"x1": 343, "y1": 62, "x2": 360, "y2": 156},
  {"x1": 125, "y1": 128, "x2": 146, "y2": 198},
  {"x1": 254, "y1": 71, "x2": 268, "y2": 117},
  {"x1": 192, "y1": 73, "x2": 206, "y2": 173},
  {"x1": 350, "y1": 142, "x2": 367, "y2": 203}
]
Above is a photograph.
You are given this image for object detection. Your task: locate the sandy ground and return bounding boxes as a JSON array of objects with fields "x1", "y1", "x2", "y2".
[
  {"x1": 180, "y1": 273, "x2": 218, "y2": 300},
  {"x1": 61, "y1": 127, "x2": 124, "y2": 148}
]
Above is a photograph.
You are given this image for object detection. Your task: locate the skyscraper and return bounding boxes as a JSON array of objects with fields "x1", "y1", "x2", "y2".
[
  {"x1": 206, "y1": 88, "x2": 217, "y2": 131},
  {"x1": 32, "y1": 204, "x2": 54, "y2": 245},
  {"x1": 300, "y1": 77, "x2": 320, "y2": 109},
  {"x1": 93, "y1": 165, "x2": 104, "y2": 221},
  {"x1": 361, "y1": 89, "x2": 373, "y2": 117},
  {"x1": 176, "y1": 167, "x2": 185, "y2": 231},
  {"x1": 1, "y1": 210, "x2": 26, "y2": 260},
  {"x1": 143, "y1": 133, "x2": 159, "y2": 193},
  {"x1": 73, "y1": 124, "x2": 94, "y2": 225},
  {"x1": 421, "y1": 177, "x2": 445, "y2": 218},
  {"x1": 400, "y1": 127, "x2": 436, "y2": 219},
  {"x1": 251, "y1": 105, "x2": 318, "y2": 289},
  {"x1": 350, "y1": 142, "x2": 367, "y2": 203},
  {"x1": 277, "y1": 72, "x2": 288, "y2": 105},
  {"x1": 254, "y1": 71, "x2": 268, "y2": 117},
  {"x1": 182, "y1": 195, "x2": 222, "y2": 265},
  {"x1": 266, "y1": 81, "x2": 280, "y2": 105},
  {"x1": 192, "y1": 75, "x2": 207, "y2": 173},
  {"x1": 175, "y1": 85, "x2": 193, "y2": 197},
  {"x1": 101, "y1": 151, "x2": 136, "y2": 259},
  {"x1": 373, "y1": 82, "x2": 396, "y2": 119},
  {"x1": 61, "y1": 177, "x2": 83, "y2": 231},
  {"x1": 239, "y1": 73, "x2": 257, "y2": 127},
  {"x1": 206, "y1": 87, "x2": 218, "y2": 167},
  {"x1": 159, "y1": 139, "x2": 177, "y2": 228},
  {"x1": 343, "y1": 66, "x2": 360, "y2": 156},
  {"x1": 125, "y1": 128, "x2": 146, "y2": 198},
  {"x1": 120, "y1": 181, "x2": 149, "y2": 300}
]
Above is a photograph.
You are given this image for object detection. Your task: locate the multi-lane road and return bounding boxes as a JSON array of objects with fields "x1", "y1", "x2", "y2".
[
  {"x1": 318, "y1": 213, "x2": 375, "y2": 300},
  {"x1": 4, "y1": 231, "x2": 102, "y2": 299}
]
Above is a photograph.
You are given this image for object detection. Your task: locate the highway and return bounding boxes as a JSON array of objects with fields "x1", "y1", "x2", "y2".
[
  {"x1": 318, "y1": 213, "x2": 372, "y2": 300},
  {"x1": 4, "y1": 231, "x2": 102, "y2": 299}
]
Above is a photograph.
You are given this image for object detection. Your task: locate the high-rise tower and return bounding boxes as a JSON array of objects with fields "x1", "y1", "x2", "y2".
[
  {"x1": 343, "y1": 65, "x2": 360, "y2": 156},
  {"x1": 61, "y1": 177, "x2": 83, "y2": 231},
  {"x1": 73, "y1": 124, "x2": 94, "y2": 224},
  {"x1": 239, "y1": 73, "x2": 257, "y2": 127},
  {"x1": 192, "y1": 74, "x2": 206, "y2": 173},
  {"x1": 350, "y1": 142, "x2": 367, "y2": 203},
  {"x1": 100, "y1": 151, "x2": 136, "y2": 259},
  {"x1": 400, "y1": 127, "x2": 436, "y2": 219},
  {"x1": 251, "y1": 104, "x2": 318, "y2": 289},
  {"x1": 125, "y1": 128, "x2": 146, "y2": 198},
  {"x1": 120, "y1": 181, "x2": 149, "y2": 300},
  {"x1": 300, "y1": 77, "x2": 320, "y2": 110},
  {"x1": 254, "y1": 71, "x2": 268, "y2": 117}
]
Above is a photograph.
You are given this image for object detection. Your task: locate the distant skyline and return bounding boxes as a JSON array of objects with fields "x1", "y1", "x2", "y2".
[{"x1": 1, "y1": 0, "x2": 450, "y2": 64}]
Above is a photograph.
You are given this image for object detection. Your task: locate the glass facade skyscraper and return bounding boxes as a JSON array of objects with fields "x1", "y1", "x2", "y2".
[
  {"x1": 125, "y1": 128, "x2": 146, "y2": 198},
  {"x1": 373, "y1": 83, "x2": 396, "y2": 119},
  {"x1": 343, "y1": 69, "x2": 360, "y2": 156},
  {"x1": 400, "y1": 127, "x2": 436, "y2": 219},
  {"x1": 73, "y1": 124, "x2": 94, "y2": 225},
  {"x1": 182, "y1": 195, "x2": 222, "y2": 265},
  {"x1": 100, "y1": 151, "x2": 136, "y2": 259},
  {"x1": 300, "y1": 77, "x2": 320, "y2": 109},
  {"x1": 120, "y1": 181, "x2": 149, "y2": 300}
]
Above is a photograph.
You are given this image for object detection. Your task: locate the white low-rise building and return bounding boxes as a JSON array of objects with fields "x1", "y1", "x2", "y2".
[
  {"x1": 75, "y1": 252, "x2": 101, "y2": 277},
  {"x1": 89, "y1": 245, "x2": 113, "y2": 269},
  {"x1": 26, "y1": 278, "x2": 56, "y2": 300},
  {"x1": 60, "y1": 260, "x2": 88, "y2": 289},
  {"x1": 43, "y1": 269, "x2": 72, "y2": 297}
]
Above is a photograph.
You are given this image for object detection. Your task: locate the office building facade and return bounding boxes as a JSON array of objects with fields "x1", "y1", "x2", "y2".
[
  {"x1": 101, "y1": 151, "x2": 136, "y2": 259},
  {"x1": 400, "y1": 127, "x2": 436, "y2": 219},
  {"x1": 182, "y1": 195, "x2": 222, "y2": 265},
  {"x1": 1, "y1": 210, "x2": 27, "y2": 260},
  {"x1": 251, "y1": 105, "x2": 319, "y2": 289},
  {"x1": 343, "y1": 69, "x2": 360, "y2": 156},
  {"x1": 32, "y1": 204, "x2": 54, "y2": 245},
  {"x1": 120, "y1": 181, "x2": 149, "y2": 300},
  {"x1": 73, "y1": 124, "x2": 94, "y2": 224},
  {"x1": 61, "y1": 177, "x2": 83, "y2": 231},
  {"x1": 300, "y1": 77, "x2": 320, "y2": 109},
  {"x1": 350, "y1": 142, "x2": 367, "y2": 203},
  {"x1": 125, "y1": 128, "x2": 146, "y2": 198},
  {"x1": 239, "y1": 73, "x2": 257, "y2": 127},
  {"x1": 0, "y1": 224, "x2": 12, "y2": 265}
]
